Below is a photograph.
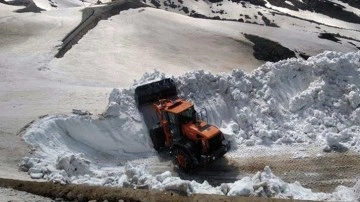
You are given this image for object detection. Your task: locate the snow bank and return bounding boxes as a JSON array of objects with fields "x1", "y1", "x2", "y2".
[
  {"x1": 21, "y1": 51, "x2": 360, "y2": 200},
  {"x1": 21, "y1": 96, "x2": 154, "y2": 182},
  {"x1": 23, "y1": 114, "x2": 152, "y2": 159},
  {"x1": 176, "y1": 51, "x2": 360, "y2": 153}
]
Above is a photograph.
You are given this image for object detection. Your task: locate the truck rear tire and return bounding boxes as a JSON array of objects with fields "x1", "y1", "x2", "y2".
[{"x1": 149, "y1": 125, "x2": 165, "y2": 151}]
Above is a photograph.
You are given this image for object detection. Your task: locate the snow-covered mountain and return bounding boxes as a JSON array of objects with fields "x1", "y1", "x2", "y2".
[
  {"x1": 143, "y1": 0, "x2": 360, "y2": 28},
  {"x1": 4, "y1": 0, "x2": 359, "y2": 66},
  {"x1": 140, "y1": 0, "x2": 360, "y2": 60}
]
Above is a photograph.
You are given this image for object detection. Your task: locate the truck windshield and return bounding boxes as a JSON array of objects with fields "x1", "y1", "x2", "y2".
[{"x1": 181, "y1": 107, "x2": 196, "y2": 123}]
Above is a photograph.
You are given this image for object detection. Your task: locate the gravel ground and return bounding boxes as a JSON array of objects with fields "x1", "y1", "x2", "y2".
[{"x1": 0, "y1": 187, "x2": 53, "y2": 202}]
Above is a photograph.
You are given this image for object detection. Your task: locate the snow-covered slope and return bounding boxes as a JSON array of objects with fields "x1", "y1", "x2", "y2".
[
  {"x1": 47, "y1": 7, "x2": 358, "y2": 87},
  {"x1": 21, "y1": 51, "x2": 360, "y2": 200}
]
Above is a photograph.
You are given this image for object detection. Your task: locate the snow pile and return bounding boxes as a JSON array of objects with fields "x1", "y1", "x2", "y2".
[
  {"x1": 19, "y1": 157, "x2": 51, "y2": 179},
  {"x1": 226, "y1": 166, "x2": 317, "y2": 199},
  {"x1": 175, "y1": 51, "x2": 360, "y2": 152},
  {"x1": 21, "y1": 51, "x2": 360, "y2": 200},
  {"x1": 56, "y1": 153, "x2": 92, "y2": 176}
]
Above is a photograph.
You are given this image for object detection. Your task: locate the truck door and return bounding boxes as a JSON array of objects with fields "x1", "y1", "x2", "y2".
[{"x1": 168, "y1": 112, "x2": 181, "y2": 140}]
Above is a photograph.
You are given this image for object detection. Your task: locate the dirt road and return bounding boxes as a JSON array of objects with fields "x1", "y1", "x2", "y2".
[
  {"x1": 145, "y1": 149, "x2": 360, "y2": 193},
  {"x1": 233, "y1": 152, "x2": 360, "y2": 192},
  {"x1": 0, "y1": 187, "x2": 53, "y2": 202}
]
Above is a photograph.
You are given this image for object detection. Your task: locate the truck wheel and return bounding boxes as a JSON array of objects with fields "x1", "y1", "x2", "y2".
[
  {"x1": 173, "y1": 148, "x2": 193, "y2": 172},
  {"x1": 149, "y1": 125, "x2": 165, "y2": 151}
]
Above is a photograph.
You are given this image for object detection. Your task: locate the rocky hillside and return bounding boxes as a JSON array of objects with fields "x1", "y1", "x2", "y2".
[{"x1": 143, "y1": 0, "x2": 360, "y2": 26}]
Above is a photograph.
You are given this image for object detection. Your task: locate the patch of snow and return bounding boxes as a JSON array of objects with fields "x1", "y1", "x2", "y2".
[
  {"x1": 330, "y1": 0, "x2": 360, "y2": 17},
  {"x1": 266, "y1": 3, "x2": 360, "y2": 30},
  {"x1": 32, "y1": 0, "x2": 111, "y2": 10},
  {"x1": 354, "y1": 180, "x2": 360, "y2": 200},
  {"x1": 347, "y1": 90, "x2": 360, "y2": 109},
  {"x1": 227, "y1": 177, "x2": 254, "y2": 196},
  {"x1": 285, "y1": 1, "x2": 294, "y2": 7}
]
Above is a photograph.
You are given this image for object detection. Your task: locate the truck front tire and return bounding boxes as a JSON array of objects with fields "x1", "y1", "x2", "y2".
[{"x1": 172, "y1": 147, "x2": 194, "y2": 172}]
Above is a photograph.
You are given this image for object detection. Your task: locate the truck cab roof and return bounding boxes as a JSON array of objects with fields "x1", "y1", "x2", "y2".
[{"x1": 162, "y1": 99, "x2": 194, "y2": 114}]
